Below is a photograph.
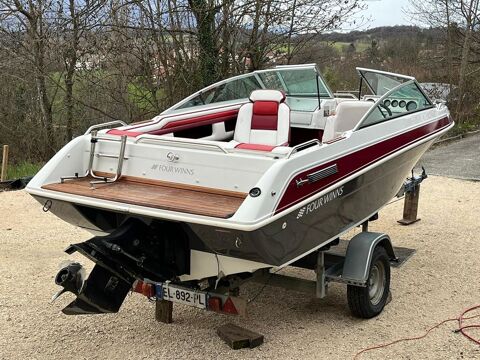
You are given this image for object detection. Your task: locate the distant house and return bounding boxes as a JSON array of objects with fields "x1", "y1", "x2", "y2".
[
  {"x1": 75, "y1": 53, "x2": 104, "y2": 70},
  {"x1": 420, "y1": 83, "x2": 455, "y2": 101}
]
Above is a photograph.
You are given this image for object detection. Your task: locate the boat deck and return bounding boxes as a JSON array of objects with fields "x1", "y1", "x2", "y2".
[{"x1": 42, "y1": 176, "x2": 247, "y2": 219}]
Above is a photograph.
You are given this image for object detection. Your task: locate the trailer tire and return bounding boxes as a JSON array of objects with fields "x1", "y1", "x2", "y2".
[{"x1": 347, "y1": 246, "x2": 390, "y2": 318}]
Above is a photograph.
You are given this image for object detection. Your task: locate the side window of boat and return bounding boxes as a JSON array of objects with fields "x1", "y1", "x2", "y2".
[
  {"x1": 360, "y1": 82, "x2": 433, "y2": 128},
  {"x1": 203, "y1": 76, "x2": 261, "y2": 103},
  {"x1": 177, "y1": 76, "x2": 261, "y2": 109},
  {"x1": 258, "y1": 72, "x2": 284, "y2": 89}
]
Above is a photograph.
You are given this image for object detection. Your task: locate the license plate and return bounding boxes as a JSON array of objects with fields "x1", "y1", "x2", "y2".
[{"x1": 156, "y1": 283, "x2": 207, "y2": 309}]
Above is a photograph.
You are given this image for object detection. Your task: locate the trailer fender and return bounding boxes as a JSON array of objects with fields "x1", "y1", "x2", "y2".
[{"x1": 341, "y1": 232, "x2": 396, "y2": 286}]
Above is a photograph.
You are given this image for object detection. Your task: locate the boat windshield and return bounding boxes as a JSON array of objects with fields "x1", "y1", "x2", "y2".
[
  {"x1": 257, "y1": 67, "x2": 331, "y2": 98},
  {"x1": 358, "y1": 80, "x2": 434, "y2": 129},
  {"x1": 168, "y1": 65, "x2": 332, "y2": 113},
  {"x1": 357, "y1": 68, "x2": 413, "y2": 96}
]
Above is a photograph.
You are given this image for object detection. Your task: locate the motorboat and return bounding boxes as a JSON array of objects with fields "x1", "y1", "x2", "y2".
[{"x1": 26, "y1": 64, "x2": 453, "y2": 318}]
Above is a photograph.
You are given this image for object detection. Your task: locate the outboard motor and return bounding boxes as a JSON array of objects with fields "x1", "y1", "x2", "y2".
[
  {"x1": 51, "y1": 261, "x2": 86, "y2": 302},
  {"x1": 50, "y1": 218, "x2": 187, "y2": 315},
  {"x1": 52, "y1": 260, "x2": 133, "y2": 315}
]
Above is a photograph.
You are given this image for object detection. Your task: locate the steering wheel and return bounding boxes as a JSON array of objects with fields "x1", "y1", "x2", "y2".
[{"x1": 378, "y1": 103, "x2": 392, "y2": 118}]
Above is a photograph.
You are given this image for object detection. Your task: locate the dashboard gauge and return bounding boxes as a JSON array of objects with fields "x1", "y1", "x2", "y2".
[
  {"x1": 399, "y1": 100, "x2": 406, "y2": 108},
  {"x1": 406, "y1": 101, "x2": 417, "y2": 111},
  {"x1": 384, "y1": 99, "x2": 391, "y2": 106},
  {"x1": 391, "y1": 100, "x2": 399, "y2": 107}
]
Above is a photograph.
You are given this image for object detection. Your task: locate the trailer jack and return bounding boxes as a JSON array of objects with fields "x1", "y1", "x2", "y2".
[{"x1": 397, "y1": 167, "x2": 428, "y2": 225}]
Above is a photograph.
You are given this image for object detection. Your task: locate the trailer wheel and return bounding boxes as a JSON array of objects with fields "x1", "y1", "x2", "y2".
[{"x1": 347, "y1": 246, "x2": 390, "y2": 318}]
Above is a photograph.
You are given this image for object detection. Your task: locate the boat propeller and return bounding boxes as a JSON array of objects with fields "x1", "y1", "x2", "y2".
[{"x1": 51, "y1": 261, "x2": 86, "y2": 303}]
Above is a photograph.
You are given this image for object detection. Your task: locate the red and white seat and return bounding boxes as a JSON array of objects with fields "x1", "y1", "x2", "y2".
[{"x1": 228, "y1": 89, "x2": 290, "y2": 151}]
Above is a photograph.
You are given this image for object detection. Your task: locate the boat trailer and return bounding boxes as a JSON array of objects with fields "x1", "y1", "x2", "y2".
[
  {"x1": 51, "y1": 170, "x2": 427, "y2": 321},
  {"x1": 143, "y1": 229, "x2": 397, "y2": 321},
  {"x1": 52, "y1": 226, "x2": 397, "y2": 321}
]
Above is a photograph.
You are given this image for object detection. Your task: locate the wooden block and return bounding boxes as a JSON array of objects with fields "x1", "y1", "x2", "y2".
[
  {"x1": 155, "y1": 299, "x2": 173, "y2": 324},
  {"x1": 398, "y1": 185, "x2": 421, "y2": 225},
  {"x1": 217, "y1": 323, "x2": 264, "y2": 349},
  {"x1": 397, "y1": 218, "x2": 421, "y2": 225}
]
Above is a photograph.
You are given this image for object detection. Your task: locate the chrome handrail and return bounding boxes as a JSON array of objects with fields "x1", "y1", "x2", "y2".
[
  {"x1": 84, "y1": 120, "x2": 127, "y2": 135},
  {"x1": 90, "y1": 135, "x2": 128, "y2": 188},
  {"x1": 134, "y1": 134, "x2": 229, "y2": 154},
  {"x1": 286, "y1": 139, "x2": 321, "y2": 159},
  {"x1": 60, "y1": 131, "x2": 129, "y2": 184}
]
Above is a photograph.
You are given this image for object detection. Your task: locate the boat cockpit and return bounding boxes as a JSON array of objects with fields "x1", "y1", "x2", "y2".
[{"x1": 105, "y1": 64, "x2": 435, "y2": 158}]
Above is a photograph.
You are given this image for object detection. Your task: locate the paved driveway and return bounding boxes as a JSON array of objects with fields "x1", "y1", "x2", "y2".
[{"x1": 418, "y1": 133, "x2": 480, "y2": 180}]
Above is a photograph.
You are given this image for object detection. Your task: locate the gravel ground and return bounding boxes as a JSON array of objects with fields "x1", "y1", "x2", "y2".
[{"x1": 1, "y1": 176, "x2": 480, "y2": 360}]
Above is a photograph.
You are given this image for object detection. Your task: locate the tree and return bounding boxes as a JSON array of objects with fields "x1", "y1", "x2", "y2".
[
  {"x1": 0, "y1": 0, "x2": 57, "y2": 157},
  {"x1": 188, "y1": 0, "x2": 219, "y2": 86},
  {"x1": 56, "y1": 0, "x2": 108, "y2": 140},
  {"x1": 409, "y1": 0, "x2": 480, "y2": 122},
  {"x1": 455, "y1": 0, "x2": 480, "y2": 116}
]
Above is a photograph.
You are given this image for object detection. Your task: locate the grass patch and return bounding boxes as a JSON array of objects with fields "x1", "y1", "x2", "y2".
[
  {"x1": 2, "y1": 161, "x2": 44, "y2": 181},
  {"x1": 328, "y1": 41, "x2": 370, "y2": 53}
]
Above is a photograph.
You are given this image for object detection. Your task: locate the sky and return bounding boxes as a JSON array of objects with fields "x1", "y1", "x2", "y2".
[{"x1": 356, "y1": 0, "x2": 415, "y2": 29}]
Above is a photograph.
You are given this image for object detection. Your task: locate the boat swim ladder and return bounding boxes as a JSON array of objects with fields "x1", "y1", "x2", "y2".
[
  {"x1": 60, "y1": 129, "x2": 128, "y2": 189},
  {"x1": 89, "y1": 132, "x2": 128, "y2": 188}
]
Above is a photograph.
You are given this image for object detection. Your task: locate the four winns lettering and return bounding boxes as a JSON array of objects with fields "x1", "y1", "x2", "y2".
[
  {"x1": 151, "y1": 164, "x2": 195, "y2": 176},
  {"x1": 297, "y1": 186, "x2": 344, "y2": 219}
]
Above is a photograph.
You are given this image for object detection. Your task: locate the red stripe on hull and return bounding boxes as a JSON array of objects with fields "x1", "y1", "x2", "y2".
[{"x1": 275, "y1": 116, "x2": 452, "y2": 213}]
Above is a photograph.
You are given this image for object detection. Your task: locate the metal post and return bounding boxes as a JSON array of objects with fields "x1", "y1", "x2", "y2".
[
  {"x1": 87, "y1": 130, "x2": 98, "y2": 173},
  {"x1": 115, "y1": 135, "x2": 127, "y2": 178},
  {"x1": 1, "y1": 145, "x2": 9, "y2": 182},
  {"x1": 61, "y1": 131, "x2": 99, "y2": 183},
  {"x1": 315, "y1": 251, "x2": 327, "y2": 298},
  {"x1": 398, "y1": 184, "x2": 421, "y2": 225},
  {"x1": 362, "y1": 221, "x2": 369, "y2": 232}
]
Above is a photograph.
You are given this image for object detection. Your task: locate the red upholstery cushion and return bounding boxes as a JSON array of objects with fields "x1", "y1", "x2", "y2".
[
  {"x1": 107, "y1": 129, "x2": 143, "y2": 137},
  {"x1": 251, "y1": 101, "x2": 279, "y2": 130},
  {"x1": 235, "y1": 143, "x2": 276, "y2": 151}
]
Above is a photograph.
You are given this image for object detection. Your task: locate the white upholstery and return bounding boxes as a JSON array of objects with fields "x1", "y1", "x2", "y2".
[
  {"x1": 231, "y1": 90, "x2": 290, "y2": 148},
  {"x1": 249, "y1": 89, "x2": 285, "y2": 103},
  {"x1": 323, "y1": 116, "x2": 336, "y2": 143},
  {"x1": 323, "y1": 101, "x2": 373, "y2": 142},
  {"x1": 276, "y1": 104, "x2": 290, "y2": 145},
  {"x1": 234, "y1": 103, "x2": 253, "y2": 143},
  {"x1": 223, "y1": 140, "x2": 240, "y2": 149},
  {"x1": 271, "y1": 146, "x2": 291, "y2": 155}
]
